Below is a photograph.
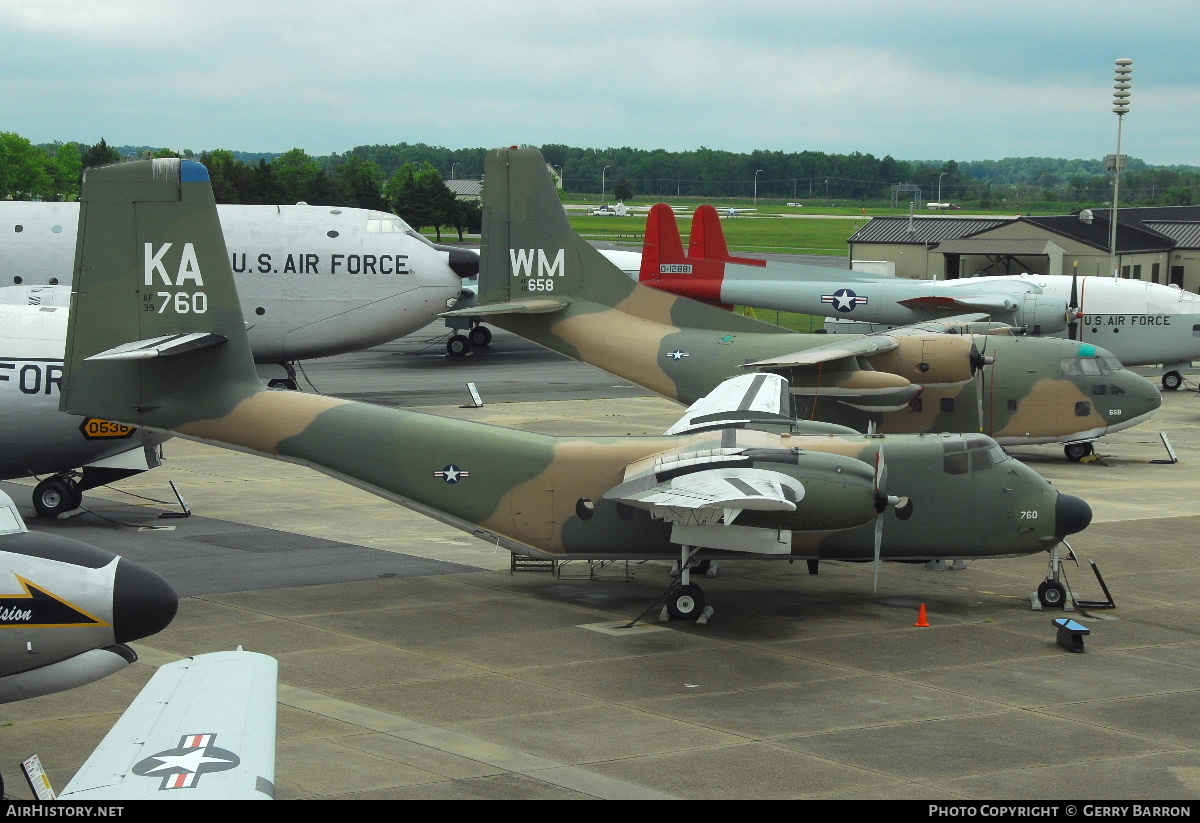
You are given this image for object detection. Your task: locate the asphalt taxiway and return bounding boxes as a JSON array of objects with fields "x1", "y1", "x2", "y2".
[{"x1": 4, "y1": 327, "x2": 1200, "y2": 800}]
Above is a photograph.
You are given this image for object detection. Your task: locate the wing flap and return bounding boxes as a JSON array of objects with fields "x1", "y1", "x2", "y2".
[{"x1": 605, "y1": 466, "x2": 803, "y2": 527}]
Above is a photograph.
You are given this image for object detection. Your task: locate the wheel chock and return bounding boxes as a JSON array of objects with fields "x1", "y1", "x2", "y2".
[
  {"x1": 696, "y1": 606, "x2": 714, "y2": 626},
  {"x1": 658, "y1": 605, "x2": 670, "y2": 623},
  {"x1": 1053, "y1": 618, "x2": 1089, "y2": 653},
  {"x1": 1030, "y1": 593, "x2": 1043, "y2": 611}
]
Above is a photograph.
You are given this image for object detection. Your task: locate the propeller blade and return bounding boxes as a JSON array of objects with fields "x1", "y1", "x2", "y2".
[
  {"x1": 873, "y1": 512, "x2": 883, "y2": 592},
  {"x1": 1067, "y1": 271, "x2": 1081, "y2": 340}
]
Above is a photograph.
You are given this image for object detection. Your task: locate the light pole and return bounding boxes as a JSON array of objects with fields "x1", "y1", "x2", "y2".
[
  {"x1": 1108, "y1": 58, "x2": 1133, "y2": 278},
  {"x1": 938, "y1": 172, "x2": 946, "y2": 205},
  {"x1": 602, "y1": 165, "x2": 611, "y2": 204},
  {"x1": 451, "y1": 162, "x2": 458, "y2": 180},
  {"x1": 754, "y1": 169, "x2": 762, "y2": 205}
]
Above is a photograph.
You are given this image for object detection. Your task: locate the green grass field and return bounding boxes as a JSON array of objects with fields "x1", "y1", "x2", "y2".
[{"x1": 568, "y1": 213, "x2": 866, "y2": 256}]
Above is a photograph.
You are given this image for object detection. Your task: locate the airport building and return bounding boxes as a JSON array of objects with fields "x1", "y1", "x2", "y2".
[{"x1": 849, "y1": 205, "x2": 1200, "y2": 291}]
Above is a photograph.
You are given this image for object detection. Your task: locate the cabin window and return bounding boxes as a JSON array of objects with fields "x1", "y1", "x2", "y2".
[
  {"x1": 1091, "y1": 385, "x2": 1107, "y2": 396},
  {"x1": 1075, "y1": 401, "x2": 1091, "y2": 417},
  {"x1": 1007, "y1": 399, "x2": 1018, "y2": 412},
  {"x1": 575, "y1": 498, "x2": 595, "y2": 521},
  {"x1": 940, "y1": 398, "x2": 954, "y2": 413},
  {"x1": 909, "y1": 397, "x2": 922, "y2": 413},
  {"x1": 13, "y1": 225, "x2": 21, "y2": 233}
]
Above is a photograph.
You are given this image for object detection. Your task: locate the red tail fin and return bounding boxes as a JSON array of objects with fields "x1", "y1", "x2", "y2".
[
  {"x1": 687, "y1": 205, "x2": 766, "y2": 267},
  {"x1": 640, "y1": 203, "x2": 687, "y2": 282}
]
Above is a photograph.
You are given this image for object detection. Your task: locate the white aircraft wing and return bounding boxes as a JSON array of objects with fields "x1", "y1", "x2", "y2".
[
  {"x1": 58, "y1": 650, "x2": 277, "y2": 801},
  {"x1": 666, "y1": 373, "x2": 792, "y2": 435},
  {"x1": 604, "y1": 466, "x2": 803, "y2": 528}
]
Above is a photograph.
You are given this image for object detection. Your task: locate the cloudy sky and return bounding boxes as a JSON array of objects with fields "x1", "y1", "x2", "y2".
[{"x1": 2, "y1": 0, "x2": 1196, "y2": 165}]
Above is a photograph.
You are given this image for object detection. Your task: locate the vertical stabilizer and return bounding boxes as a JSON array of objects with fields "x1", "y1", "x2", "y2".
[
  {"x1": 688, "y1": 205, "x2": 765, "y2": 267},
  {"x1": 639, "y1": 203, "x2": 687, "y2": 282},
  {"x1": 61, "y1": 159, "x2": 261, "y2": 429}
]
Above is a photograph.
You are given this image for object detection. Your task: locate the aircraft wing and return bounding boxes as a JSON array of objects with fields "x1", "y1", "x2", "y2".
[
  {"x1": 742, "y1": 333, "x2": 899, "y2": 369},
  {"x1": 881, "y1": 313, "x2": 998, "y2": 335},
  {"x1": 666, "y1": 373, "x2": 792, "y2": 435},
  {"x1": 58, "y1": 650, "x2": 277, "y2": 801},
  {"x1": 604, "y1": 466, "x2": 802, "y2": 529}
]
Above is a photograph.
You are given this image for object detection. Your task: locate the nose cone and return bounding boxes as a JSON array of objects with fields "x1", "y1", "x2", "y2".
[
  {"x1": 1055, "y1": 493, "x2": 1093, "y2": 540},
  {"x1": 1112, "y1": 366, "x2": 1162, "y2": 417},
  {"x1": 112, "y1": 559, "x2": 178, "y2": 643}
]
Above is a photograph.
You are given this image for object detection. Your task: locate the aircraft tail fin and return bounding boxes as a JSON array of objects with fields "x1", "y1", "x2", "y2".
[
  {"x1": 688, "y1": 205, "x2": 766, "y2": 267},
  {"x1": 639, "y1": 203, "x2": 687, "y2": 283},
  {"x1": 61, "y1": 159, "x2": 261, "y2": 429}
]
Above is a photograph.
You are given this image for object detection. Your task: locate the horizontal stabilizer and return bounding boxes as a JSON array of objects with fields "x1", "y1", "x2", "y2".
[
  {"x1": 667, "y1": 373, "x2": 791, "y2": 435},
  {"x1": 442, "y1": 297, "x2": 568, "y2": 318},
  {"x1": 85, "y1": 332, "x2": 227, "y2": 361}
]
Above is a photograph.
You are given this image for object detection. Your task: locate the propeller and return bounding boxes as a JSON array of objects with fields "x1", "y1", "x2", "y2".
[
  {"x1": 974, "y1": 334, "x2": 994, "y2": 434},
  {"x1": 872, "y1": 448, "x2": 903, "y2": 592},
  {"x1": 1066, "y1": 266, "x2": 1082, "y2": 340}
]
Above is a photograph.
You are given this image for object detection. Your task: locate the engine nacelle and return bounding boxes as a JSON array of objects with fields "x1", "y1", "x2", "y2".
[
  {"x1": 867, "y1": 335, "x2": 979, "y2": 387},
  {"x1": 1013, "y1": 292, "x2": 1071, "y2": 335}
]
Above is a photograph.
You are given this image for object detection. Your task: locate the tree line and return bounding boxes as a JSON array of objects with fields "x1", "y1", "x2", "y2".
[{"x1": 6, "y1": 130, "x2": 1200, "y2": 215}]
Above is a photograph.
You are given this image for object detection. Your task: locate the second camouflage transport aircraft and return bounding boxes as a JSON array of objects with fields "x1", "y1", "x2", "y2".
[
  {"x1": 445, "y1": 148, "x2": 1159, "y2": 462},
  {"x1": 56, "y1": 158, "x2": 1092, "y2": 620},
  {"x1": 638, "y1": 204, "x2": 1200, "y2": 391}
]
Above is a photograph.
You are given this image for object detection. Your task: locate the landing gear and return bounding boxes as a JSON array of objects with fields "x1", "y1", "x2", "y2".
[
  {"x1": 667, "y1": 546, "x2": 712, "y2": 621},
  {"x1": 1162, "y1": 371, "x2": 1183, "y2": 391},
  {"x1": 266, "y1": 362, "x2": 300, "y2": 391},
  {"x1": 468, "y1": 325, "x2": 493, "y2": 348},
  {"x1": 667, "y1": 584, "x2": 705, "y2": 620},
  {"x1": 33, "y1": 475, "x2": 82, "y2": 517},
  {"x1": 1063, "y1": 441, "x2": 1094, "y2": 462},
  {"x1": 446, "y1": 334, "x2": 471, "y2": 357},
  {"x1": 1037, "y1": 579, "x2": 1068, "y2": 608}
]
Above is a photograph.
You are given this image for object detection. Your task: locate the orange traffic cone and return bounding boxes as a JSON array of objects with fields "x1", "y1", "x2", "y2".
[{"x1": 915, "y1": 603, "x2": 930, "y2": 627}]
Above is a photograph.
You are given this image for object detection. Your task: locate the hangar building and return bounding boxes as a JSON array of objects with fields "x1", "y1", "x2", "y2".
[{"x1": 848, "y1": 205, "x2": 1200, "y2": 292}]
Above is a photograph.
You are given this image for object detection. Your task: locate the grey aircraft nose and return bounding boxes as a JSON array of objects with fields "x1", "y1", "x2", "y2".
[
  {"x1": 1054, "y1": 493, "x2": 1093, "y2": 540},
  {"x1": 111, "y1": 559, "x2": 178, "y2": 643}
]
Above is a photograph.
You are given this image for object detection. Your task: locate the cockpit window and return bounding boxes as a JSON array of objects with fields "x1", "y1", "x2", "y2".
[
  {"x1": 1060, "y1": 357, "x2": 1110, "y2": 377},
  {"x1": 366, "y1": 216, "x2": 416, "y2": 234},
  {"x1": 942, "y1": 435, "x2": 1005, "y2": 474}
]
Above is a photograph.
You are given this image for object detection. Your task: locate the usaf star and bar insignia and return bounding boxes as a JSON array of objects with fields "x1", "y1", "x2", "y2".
[
  {"x1": 821, "y1": 288, "x2": 868, "y2": 313},
  {"x1": 434, "y1": 465, "x2": 470, "y2": 483},
  {"x1": 131, "y1": 733, "x2": 240, "y2": 791}
]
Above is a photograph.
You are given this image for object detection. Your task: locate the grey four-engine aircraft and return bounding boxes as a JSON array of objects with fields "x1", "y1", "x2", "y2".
[
  {"x1": 56, "y1": 157, "x2": 1091, "y2": 622},
  {"x1": 639, "y1": 204, "x2": 1200, "y2": 391}
]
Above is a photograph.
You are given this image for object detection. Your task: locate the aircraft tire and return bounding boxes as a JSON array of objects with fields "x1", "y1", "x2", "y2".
[
  {"x1": 667, "y1": 583, "x2": 705, "y2": 621},
  {"x1": 1037, "y1": 579, "x2": 1067, "y2": 608},
  {"x1": 469, "y1": 326, "x2": 492, "y2": 347},
  {"x1": 33, "y1": 476, "x2": 79, "y2": 518},
  {"x1": 1162, "y1": 371, "x2": 1183, "y2": 391},
  {"x1": 1063, "y1": 442, "x2": 1093, "y2": 462},
  {"x1": 447, "y1": 335, "x2": 472, "y2": 357}
]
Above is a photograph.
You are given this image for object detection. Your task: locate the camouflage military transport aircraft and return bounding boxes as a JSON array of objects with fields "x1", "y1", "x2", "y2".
[
  {"x1": 447, "y1": 148, "x2": 1160, "y2": 462},
  {"x1": 57, "y1": 159, "x2": 1092, "y2": 619}
]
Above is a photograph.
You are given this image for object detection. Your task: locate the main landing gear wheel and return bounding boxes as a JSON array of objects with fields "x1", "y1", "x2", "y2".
[
  {"x1": 667, "y1": 584, "x2": 706, "y2": 621},
  {"x1": 1163, "y1": 371, "x2": 1183, "y2": 391},
  {"x1": 446, "y1": 335, "x2": 471, "y2": 357},
  {"x1": 1063, "y1": 442, "x2": 1093, "y2": 462},
  {"x1": 33, "y1": 476, "x2": 82, "y2": 518},
  {"x1": 267, "y1": 378, "x2": 299, "y2": 390},
  {"x1": 1037, "y1": 579, "x2": 1068, "y2": 608},
  {"x1": 468, "y1": 325, "x2": 492, "y2": 347}
]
